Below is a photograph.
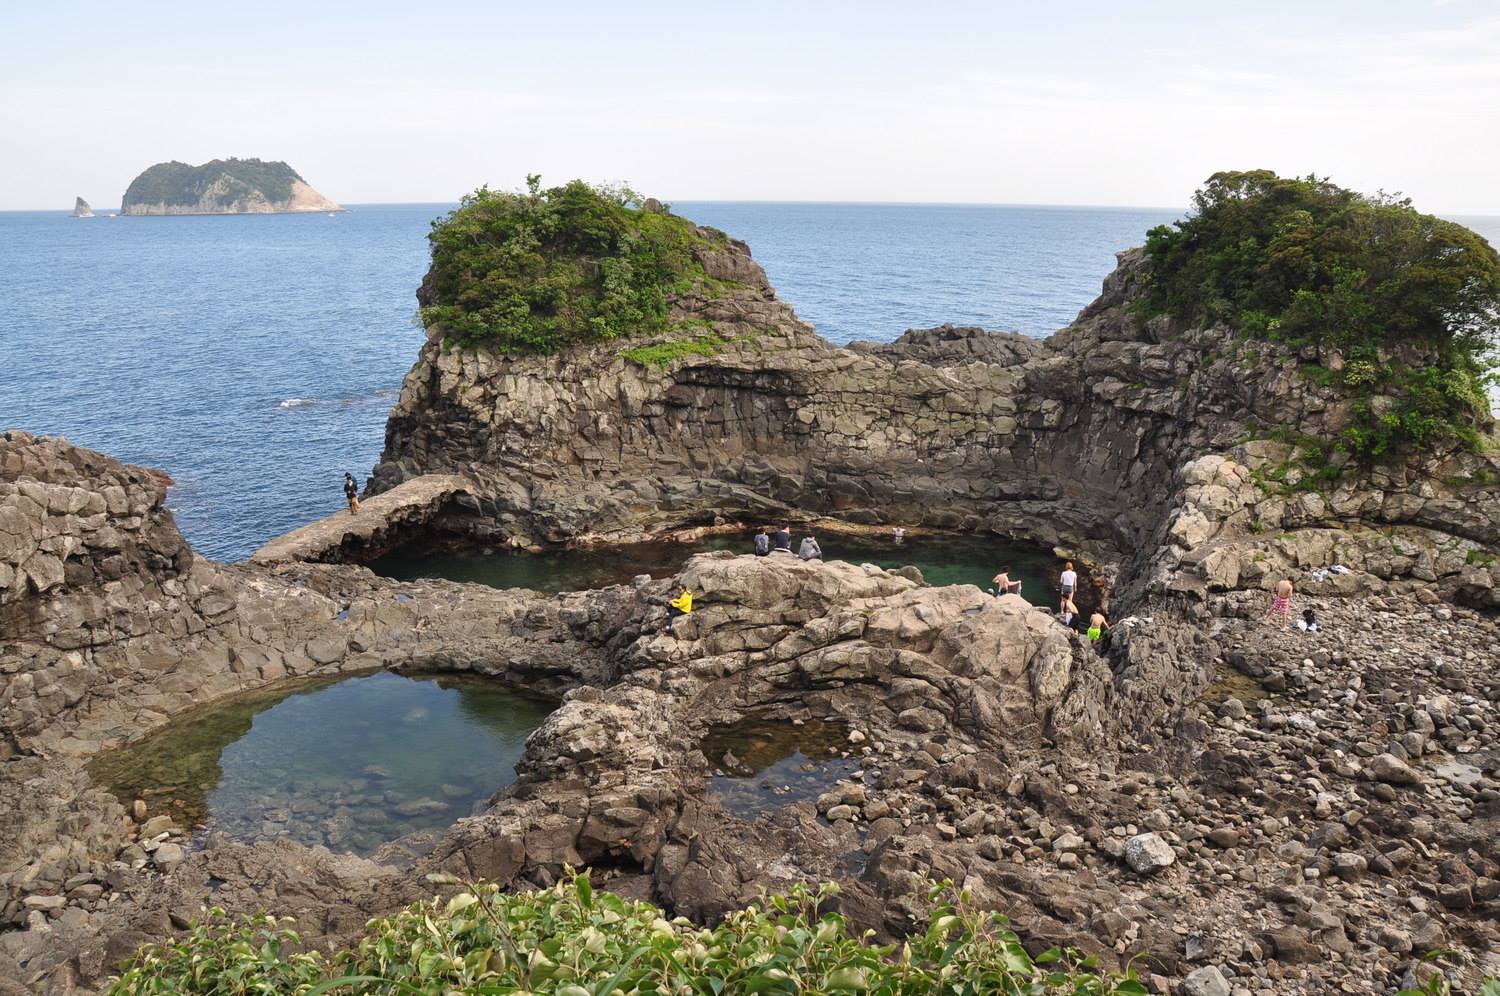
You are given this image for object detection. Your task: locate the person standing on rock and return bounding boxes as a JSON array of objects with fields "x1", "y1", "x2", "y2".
[
  {"x1": 343, "y1": 472, "x2": 360, "y2": 515},
  {"x1": 773, "y1": 525, "x2": 792, "y2": 552},
  {"x1": 799, "y1": 534, "x2": 822, "y2": 561},
  {"x1": 1265, "y1": 578, "x2": 1294, "y2": 628},
  {"x1": 1087, "y1": 611, "x2": 1109, "y2": 644},
  {"x1": 754, "y1": 529, "x2": 770, "y2": 556},
  {"x1": 892, "y1": 526, "x2": 906, "y2": 543},
  {"x1": 1059, "y1": 561, "x2": 1078, "y2": 612}
]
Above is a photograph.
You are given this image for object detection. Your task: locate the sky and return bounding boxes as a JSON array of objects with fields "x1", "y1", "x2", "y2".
[{"x1": 3, "y1": 1, "x2": 1498, "y2": 213}]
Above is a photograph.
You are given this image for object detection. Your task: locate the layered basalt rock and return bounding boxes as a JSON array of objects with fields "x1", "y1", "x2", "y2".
[
  {"x1": 3, "y1": 430, "x2": 1499, "y2": 993},
  {"x1": 0, "y1": 431, "x2": 1130, "y2": 992},
  {"x1": 370, "y1": 236, "x2": 1500, "y2": 616}
]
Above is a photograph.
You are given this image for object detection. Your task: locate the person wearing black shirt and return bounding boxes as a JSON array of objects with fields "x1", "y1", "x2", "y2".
[{"x1": 343, "y1": 472, "x2": 360, "y2": 515}]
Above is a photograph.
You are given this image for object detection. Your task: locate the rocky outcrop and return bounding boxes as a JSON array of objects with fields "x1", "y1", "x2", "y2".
[
  {"x1": 3, "y1": 431, "x2": 1499, "y2": 994},
  {"x1": 69, "y1": 199, "x2": 91, "y2": 219},
  {"x1": 370, "y1": 236, "x2": 1500, "y2": 620},
  {"x1": 120, "y1": 159, "x2": 341, "y2": 216},
  {"x1": 249, "y1": 473, "x2": 473, "y2": 564}
]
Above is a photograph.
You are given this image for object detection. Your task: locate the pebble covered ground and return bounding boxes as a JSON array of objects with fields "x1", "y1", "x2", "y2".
[{"x1": 793, "y1": 590, "x2": 1499, "y2": 994}]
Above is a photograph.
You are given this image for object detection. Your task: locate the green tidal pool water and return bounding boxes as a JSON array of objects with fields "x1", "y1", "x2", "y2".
[
  {"x1": 702, "y1": 715, "x2": 862, "y2": 818},
  {"x1": 88, "y1": 671, "x2": 554, "y2": 857},
  {"x1": 371, "y1": 531, "x2": 1081, "y2": 609}
]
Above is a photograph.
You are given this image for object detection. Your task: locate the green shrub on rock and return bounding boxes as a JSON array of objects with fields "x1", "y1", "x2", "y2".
[
  {"x1": 106, "y1": 872, "x2": 1153, "y2": 994},
  {"x1": 419, "y1": 176, "x2": 711, "y2": 353},
  {"x1": 1143, "y1": 170, "x2": 1500, "y2": 462}
]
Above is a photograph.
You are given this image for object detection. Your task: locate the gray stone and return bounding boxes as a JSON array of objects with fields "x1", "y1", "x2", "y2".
[
  {"x1": 1124, "y1": 833, "x2": 1176, "y2": 875},
  {"x1": 1181, "y1": 965, "x2": 1231, "y2": 996},
  {"x1": 1367, "y1": 753, "x2": 1422, "y2": 786}
]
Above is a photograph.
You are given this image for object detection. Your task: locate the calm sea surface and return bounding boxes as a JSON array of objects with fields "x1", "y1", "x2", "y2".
[{"x1": 3, "y1": 203, "x2": 1495, "y2": 561}]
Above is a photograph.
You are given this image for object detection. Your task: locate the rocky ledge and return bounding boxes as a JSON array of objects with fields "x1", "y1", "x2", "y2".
[{"x1": 2, "y1": 429, "x2": 1499, "y2": 993}]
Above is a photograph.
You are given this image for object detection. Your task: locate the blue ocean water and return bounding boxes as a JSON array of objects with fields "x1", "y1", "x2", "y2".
[{"x1": 3, "y1": 203, "x2": 1496, "y2": 561}]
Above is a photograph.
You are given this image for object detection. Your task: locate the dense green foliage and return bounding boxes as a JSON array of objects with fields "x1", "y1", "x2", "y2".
[
  {"x1": 107, "y1": 873, "x2": 1155, "y2": 995},
  {"x1": 1143, "y1": 170, "x2": 1500, "y2": 461},
  {"x1": 420, "y1": 177, "x2": 712, "y2": 353},
  {"x1": 122, "y1": 158, "x2": 302, "y2": 208}
]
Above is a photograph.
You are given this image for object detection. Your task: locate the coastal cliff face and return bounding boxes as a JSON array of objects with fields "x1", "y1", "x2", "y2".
[
  {"x1": 372, "y1": 233, "x2": 1500, "y2": 613},
  {"x1": 119, "y1": 158, "x2": 341, "y2": 216}
]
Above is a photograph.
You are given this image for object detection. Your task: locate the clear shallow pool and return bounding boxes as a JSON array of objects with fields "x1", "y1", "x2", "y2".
[
  {"x1": 702, "y1": 715, "x2": 861, "y2": 818},
  {"x1": 88, "y1": 671, "x2": 554, "y2": 857},
  {"x1": 370, "y1": 531, "x2": 1080, "y2": 608}
]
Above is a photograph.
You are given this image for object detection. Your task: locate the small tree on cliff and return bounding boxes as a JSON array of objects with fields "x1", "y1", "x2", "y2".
[
  {"x1": 1143, "y1": 170, "x2": 1500, "y2": 461},
  {"x1": 419, "y1": 175, "x2": 704, "y2": 353}
]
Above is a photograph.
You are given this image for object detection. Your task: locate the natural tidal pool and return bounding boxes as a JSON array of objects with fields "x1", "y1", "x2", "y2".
[
  {"x1": 371, "y1": 531, "x2": 1078, "y2": 607},
  {"x1": 88, "y1": 671, "x2": 554, "y2": 857},
  {"x1": 702, "y1": 714, "x2": 861, "y2": 818}
]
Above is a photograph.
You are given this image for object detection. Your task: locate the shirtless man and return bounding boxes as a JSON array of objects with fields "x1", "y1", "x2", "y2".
[
  {"x1": 991, "y1": 569, "x2": 1023, "y2": 595},
  {"x1": 1266, "y1": 578, "x2": 1293, "y2": 628}
]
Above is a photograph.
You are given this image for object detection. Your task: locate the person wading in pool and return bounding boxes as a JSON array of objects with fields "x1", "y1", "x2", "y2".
[{"x1": 343, "y1": 472, "x2": 360, "y2": 515}]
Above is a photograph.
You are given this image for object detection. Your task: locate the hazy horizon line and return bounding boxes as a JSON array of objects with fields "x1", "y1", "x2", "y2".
[{"x1": 9, "y1": 198, "x2": 1499, "y2": 219}]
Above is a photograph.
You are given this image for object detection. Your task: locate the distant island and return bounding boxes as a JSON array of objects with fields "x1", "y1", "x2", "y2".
[
  {"x1": 120, "y1": 158, "x2": 342, "y2": 215},
  {"x1": 71, "y1": 196, "x2": 93, "y2": 218}
]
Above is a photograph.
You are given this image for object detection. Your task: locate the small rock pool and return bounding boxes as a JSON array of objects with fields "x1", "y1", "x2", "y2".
[
  {"x1": 371, "y1": 531, "x2": 1075, "y2": 607},
  {"x1": 702, "y1": 714, "x2": 862, "y2": 818},
  {"x1": 88, "y1": 671, "x2": 554, "y2": 857}
]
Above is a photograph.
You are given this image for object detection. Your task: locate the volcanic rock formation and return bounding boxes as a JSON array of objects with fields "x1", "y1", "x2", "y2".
[
  {"x1": 4, "y1": 209, "x2": 1500, "y2": 992},
  {"x1": 3, "y1": 428, "x2": 1499, "y2": 994},
  {"x1": 370, "y1": 235, "x2": 1500, "y2": 619}
]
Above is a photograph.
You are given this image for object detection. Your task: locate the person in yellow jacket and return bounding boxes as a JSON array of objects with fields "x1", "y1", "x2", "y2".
[{"x1": 668, "y1": 588, "x2": 693, "y2": 630}]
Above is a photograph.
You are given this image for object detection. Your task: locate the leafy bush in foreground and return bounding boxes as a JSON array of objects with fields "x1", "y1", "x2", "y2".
[
  {"x1": 419, "y1": 176, "x2": 713, "y2": 354},
  {"x1": 107, "y1": 873, "x2": 1150, "y2": 994},
  {"x1": 1143, "y1": 170, "x2": 1500, "y2": 462}
]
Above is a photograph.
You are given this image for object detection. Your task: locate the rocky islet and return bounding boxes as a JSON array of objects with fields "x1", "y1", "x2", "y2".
[{"x1": 1, "y1": 196, "x2": 1498, "y2": 994}]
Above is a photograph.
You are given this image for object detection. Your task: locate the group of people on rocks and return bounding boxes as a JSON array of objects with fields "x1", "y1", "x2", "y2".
[
  {"x1": 335, "y1": 472, "x2": 1306, "y2": 641},
  {"x1": 991, "y1": 559, "x2": 1110, "y2": 644},
  {"x1": 752, "y1": 524, "x2": 822, "y2": 561}
]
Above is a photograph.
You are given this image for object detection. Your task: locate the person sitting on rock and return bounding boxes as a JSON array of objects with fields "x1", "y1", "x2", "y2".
[
  {"x1": 798, "y1": 534, "x2": 822, "y2": 561},
  {"x1": 991, "y1": 569, "x2": 1022, "y2": 595},
  {"x1": 667, "y1": 588, "x2": 694, "y2": 630},
  {"x1": 754, "y1": 529, "x2": 770, "y2": 556},
  {"x1": 1265, "y1": 578, "x2": 1293, "y2": 628},
  {"x1": 343, "y1": 472, "x2": 360, "y2": 515},
  {"x1": 1087, "y1": 611, "x2": 1109, "y2": 643},
  {"x1": 773, "y1": 524, "x2": 792, "y2": 552}
]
